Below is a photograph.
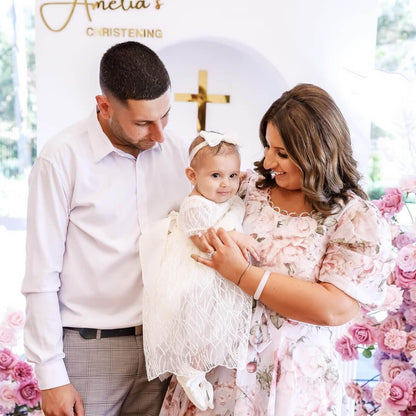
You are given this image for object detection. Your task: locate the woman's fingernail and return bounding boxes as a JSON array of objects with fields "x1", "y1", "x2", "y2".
[{"x1": 190, "y1": 254, "x2": 198, "y2": 261}]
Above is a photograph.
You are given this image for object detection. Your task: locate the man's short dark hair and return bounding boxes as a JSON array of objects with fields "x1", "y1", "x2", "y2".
[{"x1": 99, "y1": 41, "x2": 171, "y2": 102}]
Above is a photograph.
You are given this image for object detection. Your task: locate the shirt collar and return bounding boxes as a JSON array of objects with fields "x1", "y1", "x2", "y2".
[{"x1": 88, "y1": 109, "x2": 116, "y2": 163}]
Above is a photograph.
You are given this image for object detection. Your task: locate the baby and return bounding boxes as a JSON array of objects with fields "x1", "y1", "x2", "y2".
[{"x1": 141, "y1": 131, "x2": 256, "y2": 410}]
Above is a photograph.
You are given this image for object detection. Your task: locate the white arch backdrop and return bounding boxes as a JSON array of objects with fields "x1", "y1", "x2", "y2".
[
  {"x1": 158, "y1": 38, "x2": 288, "y2": 169},
  {"x1": 35, "y1": 0, "x2": 378, "y2": 181}
]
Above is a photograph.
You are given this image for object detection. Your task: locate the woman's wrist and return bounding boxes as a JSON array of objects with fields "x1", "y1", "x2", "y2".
[
  {"x1": 253, "y1": 270, "x2": 271, "y2": 300},
  {"x1": 234, "y1": 265, "x2": 273, "y2": 300},
  {"x1": 236, "y1": 263, "x2": 250, "y2": 286}
]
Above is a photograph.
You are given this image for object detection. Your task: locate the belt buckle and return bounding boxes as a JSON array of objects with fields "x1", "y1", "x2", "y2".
[
  {"x1": 135, "y1": 325, "x2": 143, "y2": 336},
  {"x1": 78, "y1": 328, "x2": 97, "y2": 339}
]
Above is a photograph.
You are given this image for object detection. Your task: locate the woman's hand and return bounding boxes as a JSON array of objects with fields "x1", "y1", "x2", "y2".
[
  {"x1": 189, "y1": 229, "x2": 259, "y2": 263},
  {"x1": 191, "y1": 227, "x2": 250, "y2": 284}
]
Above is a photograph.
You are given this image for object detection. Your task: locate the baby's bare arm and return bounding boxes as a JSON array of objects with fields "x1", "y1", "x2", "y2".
[{"x1": 226, "y1": 230, "x2": 259, "y2": 262}]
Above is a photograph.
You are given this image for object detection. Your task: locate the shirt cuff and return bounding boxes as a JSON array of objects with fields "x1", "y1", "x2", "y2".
[{"x1": 35, "y1": 359, "x2": 70, "y2": 390}]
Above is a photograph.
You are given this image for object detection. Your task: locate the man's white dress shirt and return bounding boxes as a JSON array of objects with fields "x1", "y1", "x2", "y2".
[{"x1": 22, "y1": 110, "x2": 191, "y2": 389}]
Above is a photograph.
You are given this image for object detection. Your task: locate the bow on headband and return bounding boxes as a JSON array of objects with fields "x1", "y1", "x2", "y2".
[{"x1": 189, "y1": 130, "x2": 241, "y2": 161}]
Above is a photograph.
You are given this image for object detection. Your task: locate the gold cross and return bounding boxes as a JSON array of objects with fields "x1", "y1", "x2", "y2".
[{"x1": 174, "y1": 70, "x2": 230, "y2": 131}]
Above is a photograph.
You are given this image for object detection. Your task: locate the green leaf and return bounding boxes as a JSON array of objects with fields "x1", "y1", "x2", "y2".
[{"x1": 362, "y1": 349, "x2": 373, "y2": 358}]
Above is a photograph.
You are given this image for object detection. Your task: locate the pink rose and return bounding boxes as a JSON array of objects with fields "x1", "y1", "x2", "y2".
[
  {"x1": 372, "y1": 198, "x2": 386, "y2": 213},
  {"x1": 15, "y1": 379, "x2": 41, "y2": 408},
  {"x1": 382, "y1": 284, "x2": 404, "y2": 312},
  {"x1": 0, "y1": 327, "x2": 16, "y2": 348},
  {"x1": 379, "y1": 313, "x2": 406, "y2": 333},
  {"x1": 372, "y1": 188, "x2": 404, "y2": 220},
  {"x1": 348, "y1": 319, "x2": 376, "y2": 346},
  {"x1": 405, "y1": 331, "x2": 416, "y2": 357},
  {"x1": 4, "y1": 310, "x2": 25, "y2": 330},
  {"x1": 381, "y1": 358, "x2": 412, "y2": 382},
  {"x1": 384, "y1": 329, "x2": 407, "y2": 351},
  {"x1": 384, "y1": 370, "x2": 416, "y2": 411},
  {"x1": 377, "y1": 329, "x2": 406, "y2": 355},
  {"x1": 395, "y1": 267, "x2": 416, "y2": 289},
  {"x1": 11, "y1": 360, "x2": 34, "y2": 382},
  {"x1": 394, "y1": 232, "x2": 416, "y2": 250},
  {"x1": 345, "y1": 381, "x2": 362, "y2": 401},
  {"x1": 0, "y1": 349, "x2": 17, "y2": 371},
  {"x1": 372, "y1": 381, "x2": 392, "y2": 404},
  {"x1": 396, "y1": 244, "x2": 416, "y2": 272},
  {"x1": 0, "y1": 381, "x2": 17, "y2": 411},
  {"x1": 399, "y1": 175, "x2": 416, "y2": 194},
  {"x1": 335, "y1": 335, "x2": 358, "y2": 360}
]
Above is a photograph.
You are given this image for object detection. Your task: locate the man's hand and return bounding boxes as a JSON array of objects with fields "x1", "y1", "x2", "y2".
[{"x1": 41, "y1": 384, "x2": 84, "y2": 416}]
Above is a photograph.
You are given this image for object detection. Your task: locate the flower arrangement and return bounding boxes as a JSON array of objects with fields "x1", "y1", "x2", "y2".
[
  {"x1": 0, "y1": 309, "x2": 41, "y2": 416},
  {"x1": 336, "y1": 175, "x2": 416, "y2": 415}
]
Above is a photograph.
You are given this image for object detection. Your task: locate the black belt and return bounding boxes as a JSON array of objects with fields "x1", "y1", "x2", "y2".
[{"x1": 64, "y1": 325, "x2": 142, "y2": 339}]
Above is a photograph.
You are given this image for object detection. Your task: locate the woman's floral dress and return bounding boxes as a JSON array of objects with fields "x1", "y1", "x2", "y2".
[{"x1": 160, "y1": 173, "x2": 393, "y2": 416}]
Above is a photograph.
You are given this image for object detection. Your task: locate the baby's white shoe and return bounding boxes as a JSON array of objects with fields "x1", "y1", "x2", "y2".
[
  {"x1": 177, "y1": 373, "x2": 214, "y2": 411},
  {"x1": 202, "y1": 378, "x2": 214, "y2": 409}
]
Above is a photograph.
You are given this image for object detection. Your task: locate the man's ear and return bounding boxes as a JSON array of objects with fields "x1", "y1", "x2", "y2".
[
  {"x1": 185, "y1": 167, "x2": 197, "y2": 185},
  {"x1": 95, "y1": 95, "x2": 111, "y2": 119}
]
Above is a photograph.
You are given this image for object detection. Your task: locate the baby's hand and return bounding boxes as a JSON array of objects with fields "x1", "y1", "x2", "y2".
[
  {"x1": 190, "y1": 233, "x2": 214, "y2": 254},
  {"x1": 228, "y1": 230, "x2": 259, "y2": 263}
]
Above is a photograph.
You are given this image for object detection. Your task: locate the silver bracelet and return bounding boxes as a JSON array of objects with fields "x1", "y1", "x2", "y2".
[{"x1": 253, "y1": 270, "x2": 271, "y2": 300}]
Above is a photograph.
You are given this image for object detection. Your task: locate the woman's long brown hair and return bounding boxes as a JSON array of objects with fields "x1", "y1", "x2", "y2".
[{"x1": 255, "y1": 83, "x2": 367, "y2": 216}]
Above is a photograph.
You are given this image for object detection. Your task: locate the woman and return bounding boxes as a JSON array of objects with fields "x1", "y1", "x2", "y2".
[{"x1": 160, "y1": 83, "x2": 393, "y2": 416}]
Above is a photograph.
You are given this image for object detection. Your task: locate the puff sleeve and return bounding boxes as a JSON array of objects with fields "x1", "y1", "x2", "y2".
[{"x1": 318, "y1": 197, "x2": 394, "y2": 310}]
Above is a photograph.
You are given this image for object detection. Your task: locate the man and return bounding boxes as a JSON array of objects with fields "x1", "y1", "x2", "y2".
[{"x1": 22, "y1": 41, "x2": 191, "y2": 416}]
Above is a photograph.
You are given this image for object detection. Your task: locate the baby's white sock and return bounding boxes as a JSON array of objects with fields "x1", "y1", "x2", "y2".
[{"x1": 176, "y1": 372, "x2": 214, "y2": 411}]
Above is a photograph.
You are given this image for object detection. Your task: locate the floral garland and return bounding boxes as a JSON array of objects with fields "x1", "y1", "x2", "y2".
[
  {"x1": 0, "y1": 309, "x2": 41, "y2": 415},
  {"x1": 336, "y1": 176, "x2": 416, "y2": 415}
]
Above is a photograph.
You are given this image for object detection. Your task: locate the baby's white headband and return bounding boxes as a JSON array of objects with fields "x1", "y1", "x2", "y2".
[{"x1": 189, "y1": 130, "x2": 240, "y2": 162}]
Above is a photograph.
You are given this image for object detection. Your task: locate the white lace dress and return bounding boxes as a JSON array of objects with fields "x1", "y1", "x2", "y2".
[{"x1": 141, "y1": 195, "x2": 252, "y2": 381}]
